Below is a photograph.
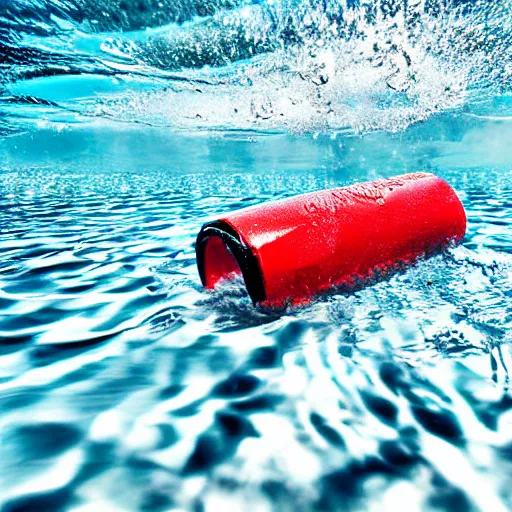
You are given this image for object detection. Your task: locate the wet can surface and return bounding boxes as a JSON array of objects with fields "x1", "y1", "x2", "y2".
[{"x1": 196, "y1": 172, "x2": 467, "y2": 306}]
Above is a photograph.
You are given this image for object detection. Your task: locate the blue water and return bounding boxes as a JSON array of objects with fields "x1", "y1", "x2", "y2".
[{"x1": 1, "y1": 1, "x2": 512, "y2": 510}]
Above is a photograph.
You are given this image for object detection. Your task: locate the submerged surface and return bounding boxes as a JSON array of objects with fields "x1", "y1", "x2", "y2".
[
  {"x1": 1, "y1": 0, "x2": 512, "y2": 511},
  {"x1": 1, "y1": 121, "x2": 512, "y2": 511}
]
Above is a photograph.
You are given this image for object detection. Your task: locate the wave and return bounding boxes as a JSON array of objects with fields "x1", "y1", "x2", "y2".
[{"x1": 1, "y1": 0, "x2": 512, "y2": 133}]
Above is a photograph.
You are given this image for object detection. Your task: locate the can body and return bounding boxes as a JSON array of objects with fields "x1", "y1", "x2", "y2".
[{"x1": 196, "y1": 172, "x2": 466, "y2": 306}]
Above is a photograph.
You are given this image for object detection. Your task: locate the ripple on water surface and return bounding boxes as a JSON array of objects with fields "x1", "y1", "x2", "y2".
[{"x1": 0, "y1": 126, "x2": 511, "y2": 511}]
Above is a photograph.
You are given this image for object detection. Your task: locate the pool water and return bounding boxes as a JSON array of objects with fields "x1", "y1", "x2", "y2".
[{"x1": 1, "y1": 1, "x2": 512, "y2": 511}]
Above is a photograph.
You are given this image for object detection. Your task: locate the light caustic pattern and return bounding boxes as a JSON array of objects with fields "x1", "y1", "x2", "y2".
[
  {"x1": 0, "y1": 142, "x2": 511, "y2": 510},
  {"x1": 0, "y1": 1, "x2": 512, "y2": 511}
]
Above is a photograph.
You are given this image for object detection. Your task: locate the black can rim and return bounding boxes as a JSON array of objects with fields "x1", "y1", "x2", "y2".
[{"x1": 195, "y1": 220, "x2": 266, "y2": 304}]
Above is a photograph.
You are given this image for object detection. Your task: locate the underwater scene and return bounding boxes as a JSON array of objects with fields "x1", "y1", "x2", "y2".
[{"x1": 1, "y1": 0, "x2": 512, "y2": 510}]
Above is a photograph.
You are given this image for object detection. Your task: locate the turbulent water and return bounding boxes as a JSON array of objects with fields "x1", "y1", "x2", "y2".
[
  {"x1": 1, "y1": 1, "x2": 512, "y2": 511},
  {"x1": 2, "y1": 0, "x2": 512, "y2": 134}
]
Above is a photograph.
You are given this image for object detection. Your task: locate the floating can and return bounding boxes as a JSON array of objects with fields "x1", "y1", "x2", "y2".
[{"x1": 195, "y1": 172, "x2": 466, "y2": 306}]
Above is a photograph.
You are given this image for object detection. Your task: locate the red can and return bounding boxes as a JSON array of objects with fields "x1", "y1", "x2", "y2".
[{"x1": 195, "y1": 172, "x2": 466, "y2": 306}]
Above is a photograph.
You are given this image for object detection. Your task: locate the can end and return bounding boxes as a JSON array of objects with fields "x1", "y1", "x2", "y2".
[{"x1": 195, "y1": 221, "x2": 266, "y2": 304}]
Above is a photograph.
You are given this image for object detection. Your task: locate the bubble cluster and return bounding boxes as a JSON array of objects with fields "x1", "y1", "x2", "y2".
[{"x1": 2, "y1": 0, "x2": 512, "y2": 133}]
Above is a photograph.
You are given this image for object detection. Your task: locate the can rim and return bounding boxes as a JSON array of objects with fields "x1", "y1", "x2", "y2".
[{"x1": 195, "y1": 220, "x2": 266, "y2": 304}]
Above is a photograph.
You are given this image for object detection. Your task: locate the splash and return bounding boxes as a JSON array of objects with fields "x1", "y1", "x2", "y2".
[{"x1": 1, "y1": 0, "x2": 512, "y2": 133}]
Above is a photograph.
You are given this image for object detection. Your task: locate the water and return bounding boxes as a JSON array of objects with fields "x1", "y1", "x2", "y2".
[{"x1": 1, "y1": 1, "x2": 512, "y2": 510}]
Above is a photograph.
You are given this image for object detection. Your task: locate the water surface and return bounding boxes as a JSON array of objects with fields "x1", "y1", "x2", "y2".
[{"x1": 1, "y1": 1, "x2": 512, "y2": 510}]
